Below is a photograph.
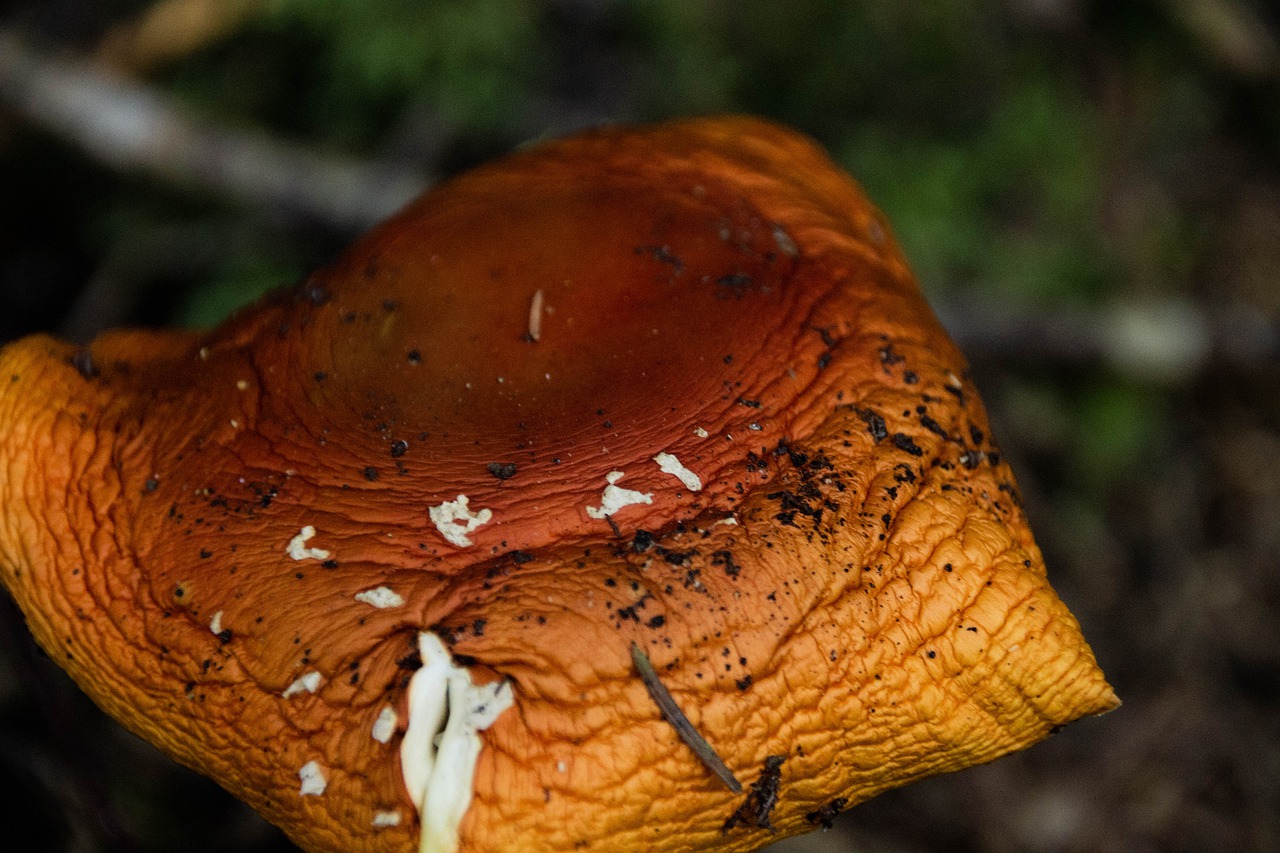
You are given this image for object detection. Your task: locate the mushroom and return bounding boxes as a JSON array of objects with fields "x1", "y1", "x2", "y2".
[{"x1": 0, "y1": 116, "x2": 1117, "y2": 853}]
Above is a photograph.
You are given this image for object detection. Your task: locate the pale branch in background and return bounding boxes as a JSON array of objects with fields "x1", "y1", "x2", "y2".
[
  {"x1": 0, "y1": 27, "x2": 430, "y2": 231},
  {"x1": 936, "y1": 297, "x2": 1280, "y2": 382}
]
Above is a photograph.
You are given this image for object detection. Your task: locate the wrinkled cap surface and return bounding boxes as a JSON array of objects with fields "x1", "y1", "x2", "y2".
[{"x1": 0, "y1": 116, "x2": 1117, "y2": 852}]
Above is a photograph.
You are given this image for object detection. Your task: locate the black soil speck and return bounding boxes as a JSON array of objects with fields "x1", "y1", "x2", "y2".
[
  {"x1": 711, "y1": 550, "x2": 741, "y2": 578},
  {"x1": 806, "y1": 797, "x2": 848, "y2": 829},
  {"x1": 71, "y1": 349, "x2": 99, "y2": 380},
  {"x1": 717, "y1": 273, "x2": 753, "y2": 297},
  {"x1": 920, "y1": 413, "x2": 948, "y2": 438},
  {"x1": 879, "y1": 345, "x2": 904, "y2": 366},
  {"x1": 724, "y1": 754, "x2": 786, "y2": 833},
  {"x1": 891, "y1": 433, "x2": 924, "y2": 456},
  {"x1": 855, "y1": 408, "x2": 888, "y2": 442},
  {"x1": 487, "y1": 462, "x2": 517, "y2": 480},
  {"x1": 300, "y1": 283, "x2": 329, "y2": 305}
]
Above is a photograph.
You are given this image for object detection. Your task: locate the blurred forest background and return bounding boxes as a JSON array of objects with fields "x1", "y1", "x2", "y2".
[{"x1": 1, "y1": 1, "x2": 1278, "y2": 851}]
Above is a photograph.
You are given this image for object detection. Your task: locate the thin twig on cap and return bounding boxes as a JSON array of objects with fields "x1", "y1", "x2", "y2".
[{"x1": 630, "y1": 641, "x2": 742, "y2": 794}]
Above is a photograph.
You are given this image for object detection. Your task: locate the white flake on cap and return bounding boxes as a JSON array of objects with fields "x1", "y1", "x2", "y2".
[
  {"x1": 372, "y1": 705, "x2": 398, "y2": 743},
  {"x1": 286, "y1": 525, "x2": 331, "y2": 561},
  {"x1": 373, "y1": 810, "x2": 402, "y2": 827},
  {"x1": 298, "y1": 761, "x2": 327, "y2": 796},
  {"x1": 528, "y1": 289, "x2": 544, "y2": 342},
  {"x1": 652, "y1": 452, "x2": 703, "y2": 491},
  {"x1": 402, "y1": 632, "x2": 514, "y2": 853},
  {"x1": 282, "y1": 670, "x2": 322, "y2": 699},
  {"x1": 585, "y1": 471, "x2": 653, "y2": 519},
  {"x1": 772, "y1": 222, "x2": 799, "y2": 257},
  {"x1": 209, "y1": 610, "x2": 224, "y2": 635},
  {"x1": 429, "y1": 495, "x2": 493, "y2": 548},
  {"x1": 355, "y1": 586, "x2": 405, "y2": 609}
]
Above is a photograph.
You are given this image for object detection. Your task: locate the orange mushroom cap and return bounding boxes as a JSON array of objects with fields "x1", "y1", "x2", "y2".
[{"x1": 0, "y1": 116, "x2": 1117, "y2": 853}]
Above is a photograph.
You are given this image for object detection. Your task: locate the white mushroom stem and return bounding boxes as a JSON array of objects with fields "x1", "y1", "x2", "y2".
[
  {"x1": 400, "y1": 637, "x2": 452, "y2": 806},
  {"x1": 402, "y1": 632, "x2": 514, "y2": 853}
]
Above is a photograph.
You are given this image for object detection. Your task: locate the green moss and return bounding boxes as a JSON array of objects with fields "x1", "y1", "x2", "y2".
[{"x1": 177, "y1": 259, "x2": 297, "y2": 328}]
